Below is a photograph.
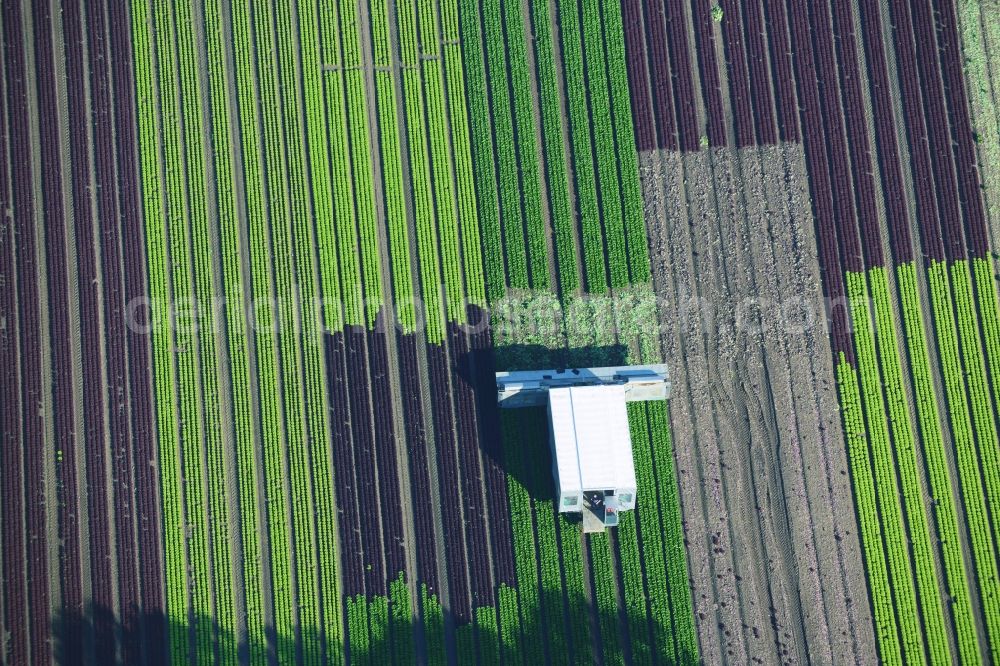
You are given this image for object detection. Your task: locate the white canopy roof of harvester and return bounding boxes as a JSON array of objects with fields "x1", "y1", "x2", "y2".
[{"x1": 547, "y1": 384, "x2": 636, "y2": 496}]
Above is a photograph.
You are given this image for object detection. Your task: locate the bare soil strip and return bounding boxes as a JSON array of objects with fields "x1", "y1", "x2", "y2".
[{"x1": 642, "y1": 144, "x2": 877, "y2": 666}]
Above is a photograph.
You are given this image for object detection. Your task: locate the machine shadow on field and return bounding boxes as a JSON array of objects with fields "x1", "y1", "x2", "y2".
[
  {"x1": 459, "y1": 341, "x2": 628, "y2": 501},
  {"x1": 52, "y1": 596, "x2": 696, "y2": 665}
]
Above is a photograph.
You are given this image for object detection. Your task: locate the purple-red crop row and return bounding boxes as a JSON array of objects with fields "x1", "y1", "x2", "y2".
[
  {"x1": 737, "y1": 0, "x2": 777, "y2": 145},
  {"x1": 85, "y1": 0, "x2": 143, "y2": 658},
  {"x1": 830, "y1": 0, "x2": 883, "y2": 267},
  {"x1": 882, "y1": 0, "x2": 945, "y2": 261},
  {"x1": 643, "y1": 0, "x2": 678, "y2": 151},
  {"x1": 718, "y1": 0, "x2": 756, "y2": 148},
  {"x1": 368, "y1": 325, "x2": 406, "y2": 579},
  {"x1": 326, "y1": 332, "x2": 366, "y2": 598},
  {"x1": 784, "y1": 0, "x2": 854, "y2": 360},
  {"x1": 3, "y1": 3, "x2": 52, "y2": 663},
  {"x1": 905, "y1": 0, "x2": 965, "y2": 261},
  {"x1": 60, "y1": 1, "x2": 117, "y2": 661},
  {"x1": 761, "y1": 0, "x2": 799, "y2": 142},
  {"x1": 0, "y1": 23, "x2": 27, "y2": 663},
  {"x1": 932, "y1": 0, "x2": 989, "y2": 258},
  {"x1": 467, "y1": 312, "x2": 516, "y2": 588},
  {"x1": 107, "y1": 0, "x2": 163, "y2": 656},
  {"x1": 345, "y1": 326, "x2": 388, "y2": 597},
  {"x1": 426, "y1": 342, "x2": 472, "y2": 623},
  {"x1": 854, "y1": 0, "x2": 914, "y2": 264},
  {"x1": 690, "y1": 0, "x2": 726, "y2": 147},
  {"x1": 32, "y1": 0, "x2": 86, "y2": 661},
  {"x1": 808, "y1": 0, "x2": 865, "y2": 273},
  {"x1": 620, "y1": 0, "x2": 656, "y2": 151},
  {"x1": 663, "y1": 0, "x2": 700, "y2": 151},
  {"x1": 448, "y1": 323, "x2": 493, "y2": 608},
  {"x1": 396, "y1": 332, "x2": 439, "y2": 594}
]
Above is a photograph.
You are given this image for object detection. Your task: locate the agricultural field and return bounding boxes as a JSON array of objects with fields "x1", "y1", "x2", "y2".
[
  {"x1": 624, "y1": 0, "x2": 1000, "y2": 662},
  {"x1": 2, "y1": 0, "x2": 1000, "y2": 665}
]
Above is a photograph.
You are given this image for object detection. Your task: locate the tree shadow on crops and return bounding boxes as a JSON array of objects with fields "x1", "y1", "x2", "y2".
[
  {"x1": 52, "y1": 604, "x2": 319, "y2": 666},
  {"x1": 460, "y1": 341, "x2": 628, "y2": 501},
  {"x1": 52, "y1": 586, "x2": 698, "y2": 665},
  {"x1": 489, "y1": 342, "x2": 628, "y2": 373}
]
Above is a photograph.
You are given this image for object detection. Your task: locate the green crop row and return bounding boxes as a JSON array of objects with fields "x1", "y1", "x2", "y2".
[
  {"x1": 299, "y1": 0, "x2": 344, "y2": 657},
  {"x1": 503, "y1": 0, "x2": 550, "y2": 290},
  {"x1": 927, "y1": 261, "x2": 1000, "y2": 662},
  {"x1": 951, "y1": 262, "x2": 1000, "y2": 533},
  {"x1": 422, "y1": 586, "x2": 447, "y2": 665},
  {"x1": 557, "y1": 0, "x2": 607, "y2": 292},
  {"x1": 304, "y1": 0, "x2": 342, "y2": 330},
  {"x1": 580, "y1": 0, "x2": 627, "y2": 289},
  {"x1": 860, "y1": 270, "x2": 952, "y2": 662},
  {"x1": 476, "y1": 605, "x2": 500, "y2": 664},
  {"x1": 316, "y1": 0, "x2": 352, "y2": 330},
  {"x1": 370, "y1": 0, "x2": 417, "y2": 332},
  {"x1": 845, "y1": 272, "x2": 925, "y2": 663},
  {"x1": 627, "y1": 404, "x2": 673, "y2": 662},
  {"x1": 129, "y1": 2, "x2": 188, "y2": 661},
  {"x1": 618, "y1": 508, "x2": 655, "y2": 663},
  {"x1": 347, "y1": 596, "x2": 370, "y2": 663},
  {"x1": 531, "y1": 0, "x2": 580, "y2": 296},
  {"x1": 341, "y1": 0, "x2": 384, "y2": 326},
  {"x1": 456, "y1": 624, "x2": 476, "y2": 663},
  {"x1": 398, "y1": 0, "x2": 447, "y2": 343},
  {"x1": 974, "y1": 257, "x2": 1000, "y2": 457},
  {"x1": 321, "y1": 0, "x2": 364, "y2": 329},
  {"x1": 590, "y1": 534, "x2": 624, "y2": 665},
  {"x1": 836, "y1": 358, "x2": 903, "y2": 664},
  {"x1": 418, "y1": 0, "x2": 467, "y2": 324},
  {"x1": 231, "y1": 0, "x2": 300, "y2": 659},
  {"x1": 497, "y1": 584, "x2": 520, "y2": 662},
  {"x1": 345, "y1": 583, "x2": 418, "y2": 665},
  {"x1": 973, "y1": 258, "x2": 1000, "y2": 576},
  {"x1": 647, "y1": 402, "x2": 699, "y2": 661},
  {"x1": 279, "y1": 0, "x2": 345, "y2": 659},
  {"x1": 152, "y1": 0, "x2": 215, "y2": 659},
  {"x1": 536, "y1": 501, "x2": 569, "y2": 664},
  {"x1": 481, "y1": 0, "x2": 529, "y2": 290},
  {"x1": 616, "y1": 512, "x2": 650, "y2": 662},
  {"x1": 896, "y1": 263, "x2": 981, "y2": 662},
  {"x1": 618, "y1": 402, "x2": 660, "y2": 663},
  {"x1": 203, "y1": 0, "x2": 270, "y2": 657},
  {"x1": 629, "y1": 404, "x2": 674, "y2": 660},
  {"x1": 524, "y1": 414, "x2": 571, "y2": 664},
  {"x1": 388, "y1": 575, "x2": 413, "y2": 663},
  {"x1": 533, "y1": 500, "x2": 582, "y2": 661},
  {"x1": 926, "y1": 265, "x2": 989, "y2": 489},
  {"x1": 558, "y1": 518, "x2": 593, "y2": 663},
  {"x1": 250, "y1": 0, "x2": 313, "y2": 658},
  {"x1": 502, "y1": 413, "x2": 541, "y2": 664},
  {"x1": 175, "y1": 0, "x2": 238, "y2": 660},
  {"x1": 369, "y1": 596, "x2": 391, "y2": 663},
  {"x1": 501, "y1": 405, "x2": 694, "y2": 665},
  {"x1": 458, "y1": 0, "x2": 505, "y2": 302},
  {"x1": 601, "y1": 0, "x2": 649, "y2": 282},
  {"x1": 951, "y1": 264, "x2": 1000, "y2": 508},
  {"x1": 441, "y1": 0, "x2": 487, "y2": 307},
  {"x1": 502, "y1": 408, "x2": 588, "y2": 664}
]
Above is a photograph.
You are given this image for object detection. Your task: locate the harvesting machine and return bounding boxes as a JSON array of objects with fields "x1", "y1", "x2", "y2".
[{"x1": 496, "y1": 365, "x2": 671, "y2": 532}]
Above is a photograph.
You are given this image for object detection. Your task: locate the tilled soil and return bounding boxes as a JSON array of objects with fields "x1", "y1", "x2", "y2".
[{"x1": 641, "y1": 143, "x2": 877, "y2": 665}]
